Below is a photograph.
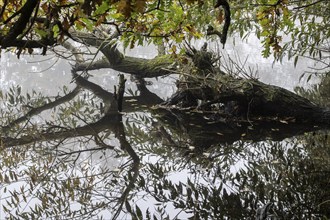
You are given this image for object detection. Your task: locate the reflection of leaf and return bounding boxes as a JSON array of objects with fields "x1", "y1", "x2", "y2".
[
  {"x1": 136, "y1": 205, "x2": 143, "y2": 219},
  {"x1": 294, "y1": 56, "x2": 299, "y2": 67},
  {"x1": 125, "y1": 200, "x2": 132, "y2": 213}
]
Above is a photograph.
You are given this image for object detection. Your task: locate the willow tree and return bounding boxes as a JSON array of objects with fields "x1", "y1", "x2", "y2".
[
  {"x1": 0, "y1": 0, "x2": 330, "y2": 219},
  {"x1": 0, "y1": 0, "x2": 328, "y2": 58},
  {"x1": 1, "y1": 0, "x2": 329, "y2": 119}
]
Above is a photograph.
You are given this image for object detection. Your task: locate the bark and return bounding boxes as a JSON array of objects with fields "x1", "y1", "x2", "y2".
[
  {"x1": 166, "y1": 74, "x2": 330, "y2": 123},
  {"x1": 75, "y1": 55, "x2": 175, "y2": 78},
  {"x1": 70, "y1": 31, "x2": 176, "y2": 78}
]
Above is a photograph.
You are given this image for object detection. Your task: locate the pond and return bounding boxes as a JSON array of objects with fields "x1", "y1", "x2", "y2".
[{"x1": 0, "y1": 36, "x2": 329, "y2": 219}]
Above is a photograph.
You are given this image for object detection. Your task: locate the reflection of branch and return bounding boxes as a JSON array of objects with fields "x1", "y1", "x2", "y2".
[
  {"x1": 1, "y1": 73, "x2": 161, "y2": 148},
  {"x1": 57, "y1": 145, "x2": 114, "y2": 157},
  {"x1": 111, "y1": 73, "x2": 140, "y2": 220},
  {"x1": 112, "y1": 114, "x2": 140, "y2": 220},
  {"x1": 74, "y1": 72, "x2": 162, "y2": 111},
  {"x1": 1, "y1": 114, "x2": 120, "y2": 147},
  {"x1": 73, "y1": 73, "x2": 114, "y2": 105},
  {"x1": 116, "y1": 74, "x2": 126, "y2": 112},
  {"x1": 131, "y1": 75, "x2": 164, "y2": 104},
  {"x1": 2, "y1": 86, "x2": 81, "y2": 131}
]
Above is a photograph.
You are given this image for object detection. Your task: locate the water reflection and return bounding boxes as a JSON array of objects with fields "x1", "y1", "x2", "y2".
[
  {"x1": 0, "y1": 41, "x2": 329, "y2": 219},
  {"x1": 137, "y1": 127, "x2": 330, "y2": 219},
  {"x1": 0, "y1": 69, "x2": 329, "y2": 219}
]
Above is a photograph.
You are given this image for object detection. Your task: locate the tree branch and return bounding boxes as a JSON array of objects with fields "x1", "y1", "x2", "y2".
[
  {"x1": 293, "y1": 0, "x2": 327, "y2": 9},
  {"x1": 71, "y1": 30, "x2": 175, "y2": 78},
  {"x1": 1, "y1": 0, "x2": 40, "y2": 48},
  {"x1": 211, "y1": 0, "x2": 231, "y2": 47}
]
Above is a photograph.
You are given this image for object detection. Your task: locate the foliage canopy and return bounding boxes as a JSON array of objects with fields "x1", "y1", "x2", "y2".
[{"x1": 0, "y1": 0, "x2": 329, "y2": 61}]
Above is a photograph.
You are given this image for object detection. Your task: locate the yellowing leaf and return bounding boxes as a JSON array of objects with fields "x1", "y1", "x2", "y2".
[
  {"x1": 217, "y1": 10, "x2": 224, "y2": 24},
  {"x1": 135, "y1": 0, "x2": 146, "y2": 13},
  {"x1": 117, "y1": 0, "x2": 132, "y2": 17},
  {"x1": 62, "y1": 18, "x2": 70, "y2": 31}
]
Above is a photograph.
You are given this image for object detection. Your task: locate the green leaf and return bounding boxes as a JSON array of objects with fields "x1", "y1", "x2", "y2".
[
  {"x1": 94, "y1": 2, "x2": 109, "y2": 14},
  {"x1": 52, "y1": 25, "x2": 60, "y2": 37},
  {"x1": 35, "y1": 29, "x2": 48, "y2": 38}
]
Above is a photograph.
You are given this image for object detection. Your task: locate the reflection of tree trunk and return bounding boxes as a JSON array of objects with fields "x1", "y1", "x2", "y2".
[
  {"x1": 74, "y1": 72, "x2": 163, "y2": 112},
  {"x1": 148, "y1": 50, "x2": 330, "y2": 146},
  {"x1": 153, "y1": 105, "x2": 329, "y2": 148},
  {"x1": 111, "y1": 113, "x2": 140, "y2": 220},
  {"x1": 110, "y1": 73, "x2": 140, "y2": 220}
]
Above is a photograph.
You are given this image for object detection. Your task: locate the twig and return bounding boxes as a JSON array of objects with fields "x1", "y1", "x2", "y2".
[{"x1": 293, "y1": 0, "x2": 327, "y2": 9}]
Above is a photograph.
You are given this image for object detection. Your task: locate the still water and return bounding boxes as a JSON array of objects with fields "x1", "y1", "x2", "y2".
[{"x1": 0, "y1": 36, "x2": 329, "y2": 219}]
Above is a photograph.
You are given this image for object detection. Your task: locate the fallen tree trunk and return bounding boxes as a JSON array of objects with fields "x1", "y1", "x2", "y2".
[
  {"x1": 71, "y1": 31, "x2": 176, "y2": 78},
  {"x1": 164, "y1": 74, "x2": 330, "y2": 124},
  {"x1": 69, "y1": 31, "x2": 330, "y2": 125},
  {"x1": 152, "y1": 73, "x2": 330, "y2": 146}
]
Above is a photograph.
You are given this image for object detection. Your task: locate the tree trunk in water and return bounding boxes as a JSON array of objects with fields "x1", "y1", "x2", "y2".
[
  {"x1": 165, "y1": 74, "x2": 330, "y2": 124},
  {"x1": 70, "y1": 32, "x2": 330, "y2": 125}
]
